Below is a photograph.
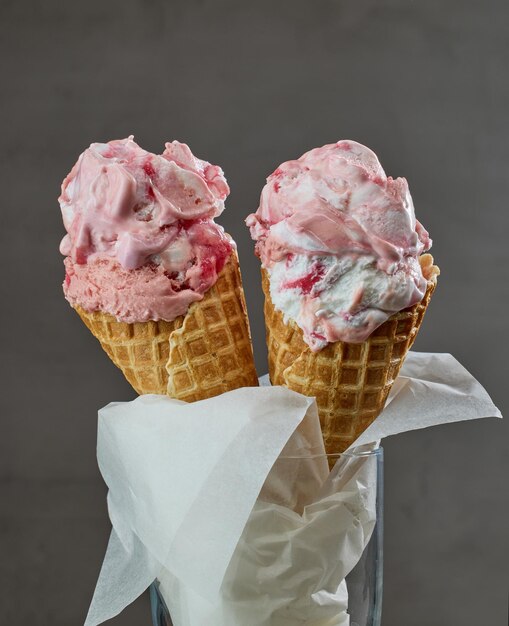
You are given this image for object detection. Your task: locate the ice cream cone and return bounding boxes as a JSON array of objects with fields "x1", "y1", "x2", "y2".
[
  {"x1": 262, "y1": 255, "x2": 439, "y2": 454},
  {"x1": 76, "y1": 250, "x2": 259, "y2": 400}
]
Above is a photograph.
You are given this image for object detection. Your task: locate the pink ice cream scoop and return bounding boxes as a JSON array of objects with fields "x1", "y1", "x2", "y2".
[
  {"x1": 246, "y1": 140, "x2": 433, "y2": 350},
  {"x1": 60, "y1": 137, "x2": 233, "y2": 323}
]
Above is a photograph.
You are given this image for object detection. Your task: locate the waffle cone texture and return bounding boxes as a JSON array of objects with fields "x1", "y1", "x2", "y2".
[
  {"x1": 262, "y1": 256, "x2": 438, "y2": 454},
  {"x1": 75, "y1": 251, "x2": 258, "y2": 401}
]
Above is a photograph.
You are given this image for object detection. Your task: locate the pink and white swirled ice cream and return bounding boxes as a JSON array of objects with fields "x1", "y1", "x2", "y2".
[
  {"x1": 246, "y1": 140, "x2": 432, "y2": 351},
  {"x1": 60, "y1": 137, "x2": 233, "y2": 323}
]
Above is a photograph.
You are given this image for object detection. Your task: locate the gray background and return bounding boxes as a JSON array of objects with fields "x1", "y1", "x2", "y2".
[{"x1": 1, "y1": 0, "x2": 507, "y2": 624}]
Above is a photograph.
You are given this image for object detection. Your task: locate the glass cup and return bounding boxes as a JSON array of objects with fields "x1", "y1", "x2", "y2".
[{"x1": 151, "y1": 447, "x2": 383, "y2": 626}]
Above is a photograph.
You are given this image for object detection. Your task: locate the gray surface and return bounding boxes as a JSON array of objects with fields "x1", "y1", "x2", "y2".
[{"x1": 1, "y1": 0, "x2": 508, "y2": 624}]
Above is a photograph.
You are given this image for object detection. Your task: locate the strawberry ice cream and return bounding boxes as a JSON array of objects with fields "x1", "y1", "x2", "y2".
[
  {"x1": 60, "y1": 137, "x2": 233, "y2": 323},
  {"x1": 246, "y1": 140, "x2": 432, "y2": 350}
]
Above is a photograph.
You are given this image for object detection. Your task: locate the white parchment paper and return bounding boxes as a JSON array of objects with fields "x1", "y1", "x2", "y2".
[
  {"x1": 85, "y1": 352, "x2": 501, "y2": 626},
  {"x1": 157, "y1": 451, "x2": 378, "y2": 626},
  {"x1": 85, "y1": 387, "x2": 315, "y2": 626},
  {"x1": 353, "y1": 352, "x2": 502, "y2": 446}
]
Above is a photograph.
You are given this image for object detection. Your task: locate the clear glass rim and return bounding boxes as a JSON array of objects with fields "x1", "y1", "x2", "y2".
[{"x1": 278, "y1": 446, "x2": 383, "y2": 460}]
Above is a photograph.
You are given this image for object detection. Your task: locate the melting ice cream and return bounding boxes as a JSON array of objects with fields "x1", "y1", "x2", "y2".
[
  {"x1": 246, "y1": 140, "x2": 432, "y2": 350},
  {"x1": 60, "y1": 137, "x2": 233, "y2": 323}
]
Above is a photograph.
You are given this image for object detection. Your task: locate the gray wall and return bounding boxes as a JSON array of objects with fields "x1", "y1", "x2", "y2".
[{"x1": 1, "y1": 1, "x2": 507, "y2": 624}]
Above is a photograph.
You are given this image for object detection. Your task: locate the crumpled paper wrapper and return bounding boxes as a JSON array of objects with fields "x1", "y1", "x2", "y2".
[{"x1": 84, "y1": 353, "x2": 501, "y2": 626}]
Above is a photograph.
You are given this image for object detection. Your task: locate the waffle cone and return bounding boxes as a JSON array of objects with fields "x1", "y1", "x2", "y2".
[
  {"x1": 75, "y1": 251, "x2": 258, "y2": 401},
  {"x1": 262, "y1": 255, "x2": 439, "y2": 454}
]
